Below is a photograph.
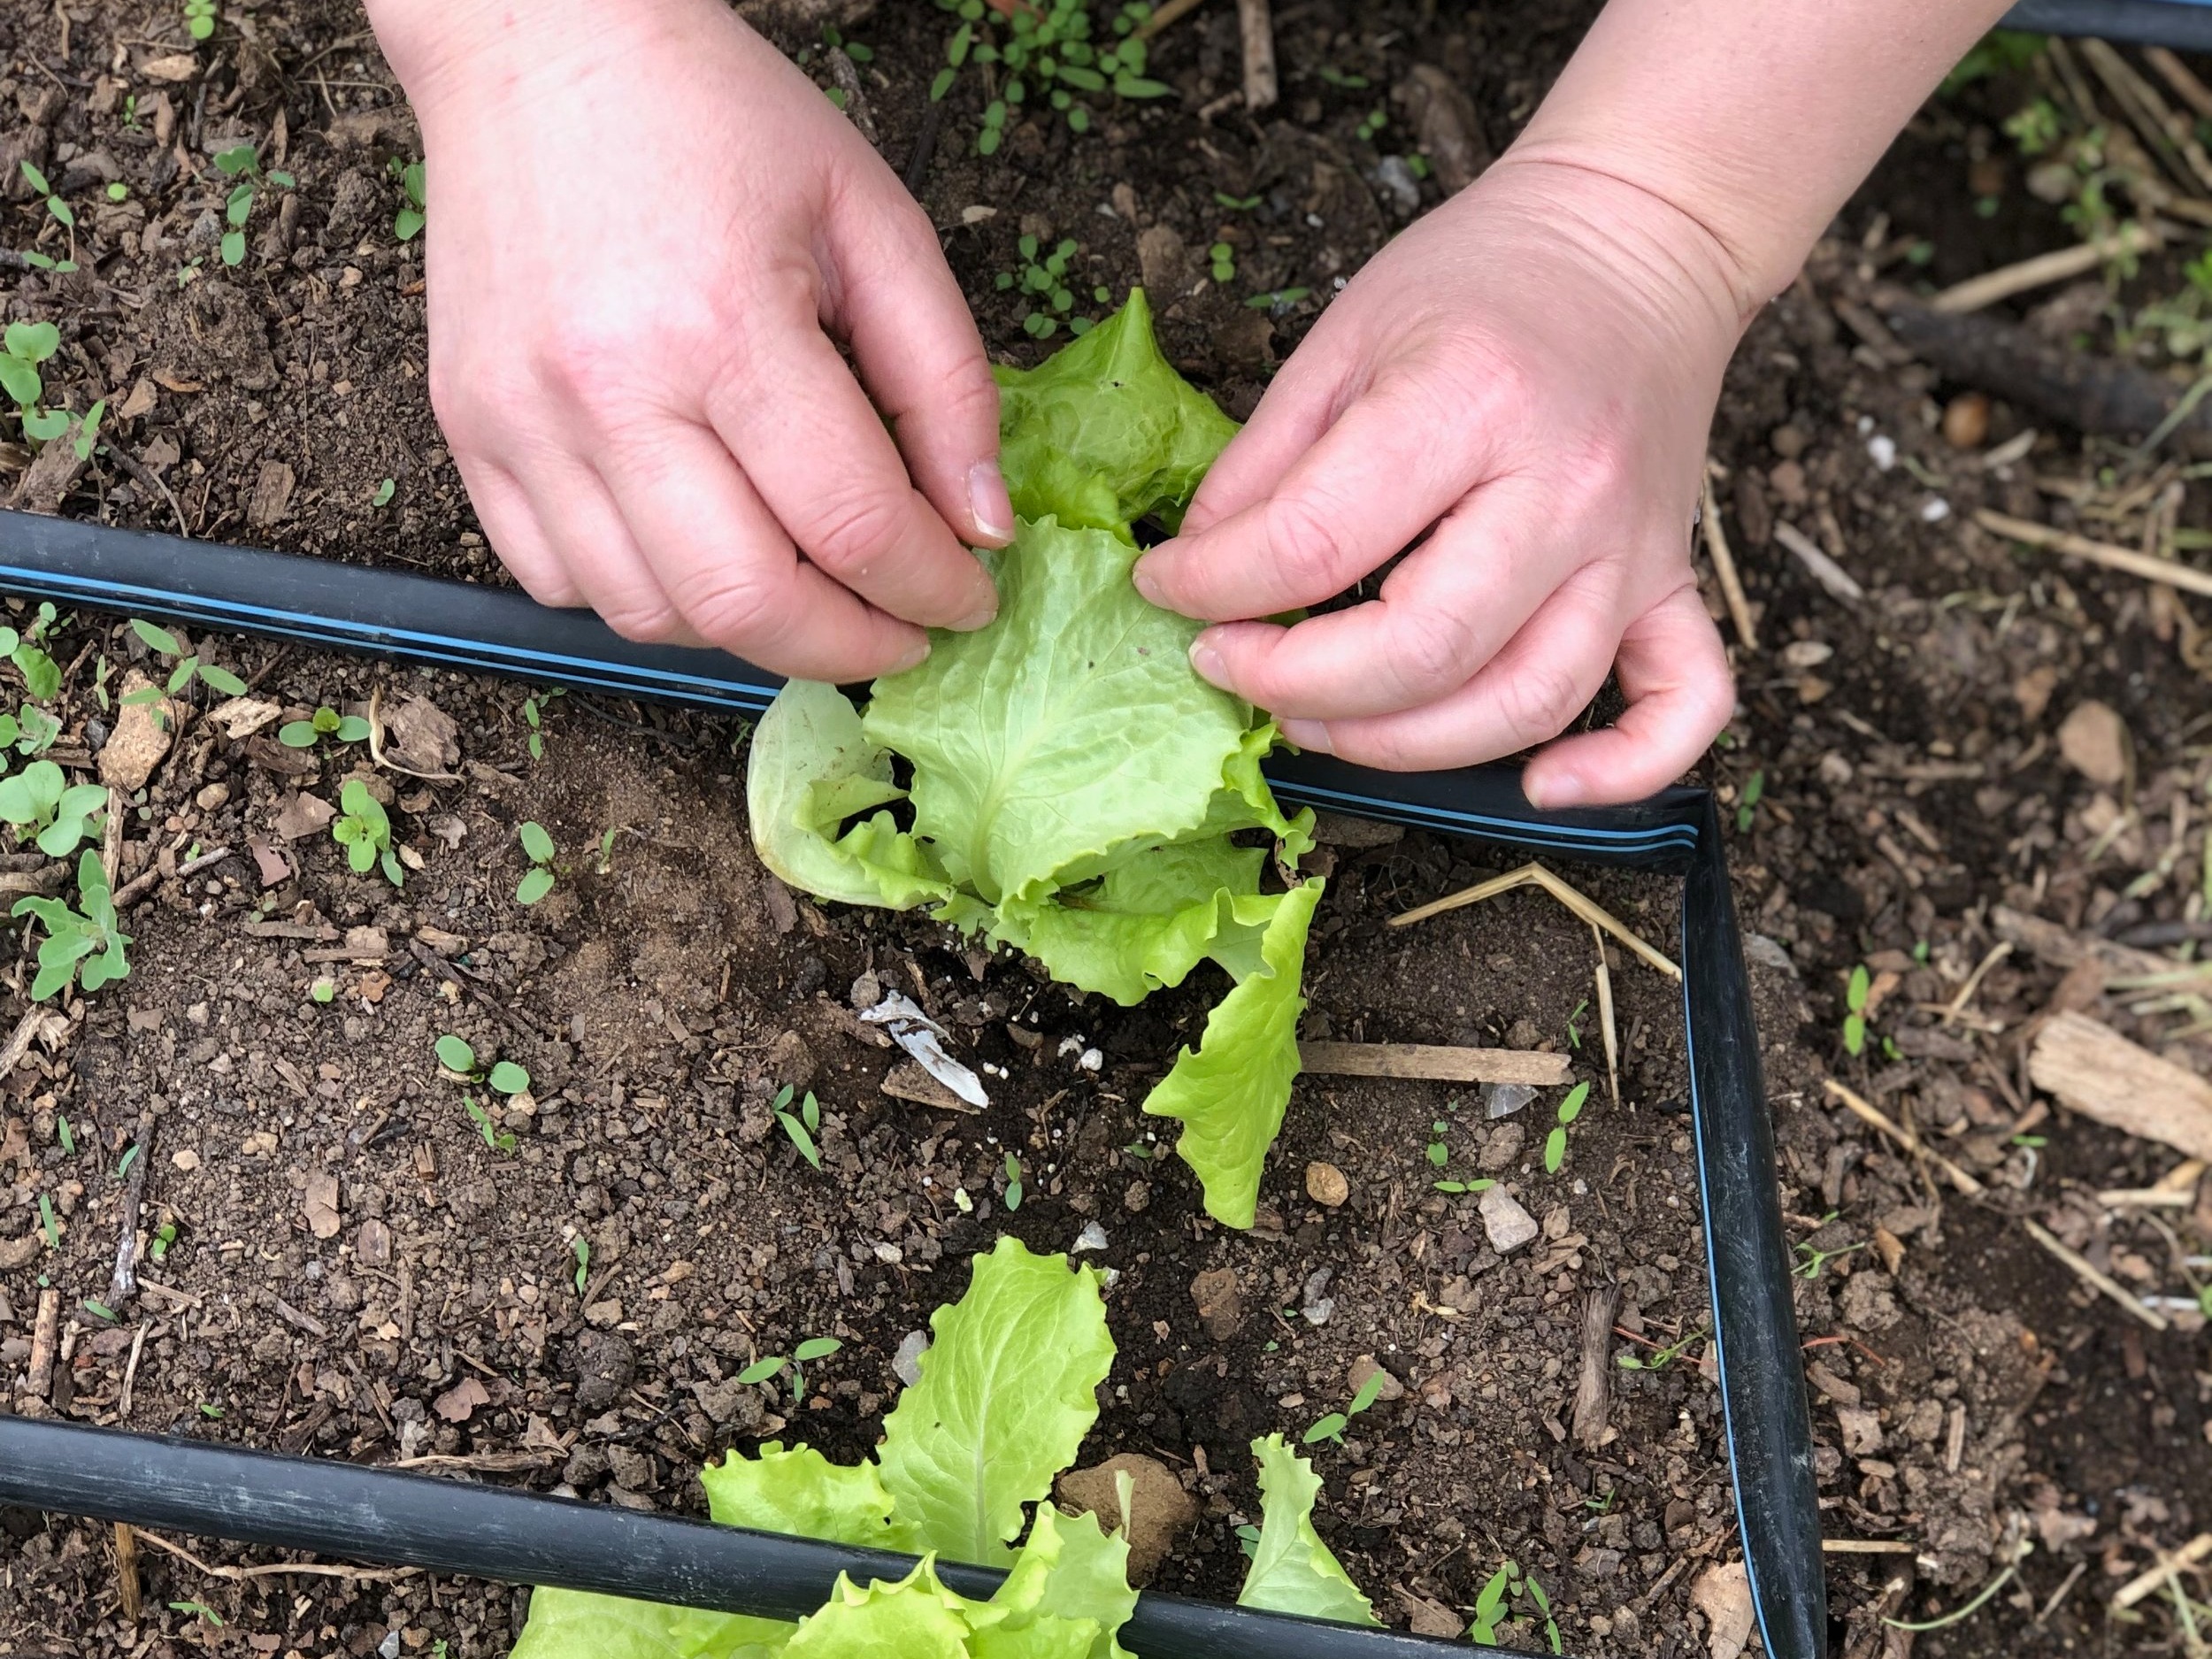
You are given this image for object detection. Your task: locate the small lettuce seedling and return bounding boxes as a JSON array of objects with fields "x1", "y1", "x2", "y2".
[
  {"x1": 127, "y1": 619, "x2": 249, "y2": 700},
  {"x1": 16, "y1": 163, "x2": 76, "y2": 273},
  {"x1": 1302, "y1": 1363, "x2": 1391, "y2": 1447},
  {"x1": 569, "y1": 1234, "x2": 589, "y2": 1294},
  {"x1": 737, "y1": 1335, "x2": 843, "y2": 1392},
  {"x1": 516, "y1": 821, "x2": 556, "y2": 904},
  {"x1": 512, "y1": 1240, "x2": 1381, "y2": 1655},
  {"x1": 211, "y1": 145, "x2": 295, "y2": 268},
  {"x1": 183, "y1": 0, "x2": 217, "y2": 41},
  {"x1": 1469, "y1": 1559, "x2": 1560, "y2": 1655},
  {"x1": 332, "y1": 778, "x2": 403, "y2": 887},
  {"x1": 434, "y1": 1033, "x2": 530, "y2": 1097},
  {"x1": 278, "y1": 704, "x2": 372, "y2": 749},
  {"x1": 12, "y1": 851, "x2": 130, "y2": 1001},
  {"x1": 2, "y1": 603, "x2": 62, "y2": 704},
  {"x1": 0, "y1": 761, "x2": 108, "y2": 856},
  {"x1": 0, "y1": 321, "x2": 62, "y2": 436},
  {"x1": 1843, "y1": 963, "x2": 1872, "y2": 1056}
]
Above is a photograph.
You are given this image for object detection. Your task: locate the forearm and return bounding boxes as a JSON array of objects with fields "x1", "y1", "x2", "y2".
[
  {"x1": 1508, "y1": 0, "x2": 2015, "y2": 317},
  {"x1": 360, "y1": 0, "x2": 700, "y2": 106}
]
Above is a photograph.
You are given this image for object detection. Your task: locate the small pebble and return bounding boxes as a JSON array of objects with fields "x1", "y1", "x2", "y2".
[
  {"x1": 1072, "y1": 1221, "x2": 1109, "y2": 1254},
  {"x1": 892, "y1": 1330, "x2": 930, "y2": 1388}
]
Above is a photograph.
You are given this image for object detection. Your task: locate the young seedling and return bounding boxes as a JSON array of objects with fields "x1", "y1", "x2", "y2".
[
  {"x1": 211, "y1": 144, "x2": 296, "y2": 268},
  {"x1": 937, "y1": 0, "x2": 1167, "y2": 153},
  {"x1": 148, "y1": 1217, "x2": 178, "y2": 1263},
  {"x1": 1616, "y1": 1325, "x2": 1708, "y2": 1371},
  {"x1": 310, "y1": 976, "x2": 337, "y2": 1004},
  {"x1": 55, "y1": 1114, "x2": 73, "y2": 1154},
  {"x1": 391, "y1": 158, "x2": 426, "y2": 242},
  {"x1": 1245, "y1": 286, "x2": 1312, "y2": 311},
  {"x1": 464, "y1": 1094, "x2": 516, "y2": 1153},
  {"x1": 772, "y1": 1083, "x2": 823, "y2": 1170},
  {"x1": 1214, "y1": 189, "x2": 1263, "y2": 210},
  {"x1": 0, "y1": 761, "x2": 109, "y2": 856},
  {"x1": 1843, "y1": 964, "x2": 1872, "y2": 1056},
  {"x1": 1543, "y1": 1081, "x2": 1590, "y2": 1174},
  {"x1": 18, "y1": 163, "x2": 76, "y2": 271},
  {"x1": 127, "y1": 619, "x2": 249, "y2": 700},
  {"x1": 0, "y1": 605, "x2": 60, "y2": 703},
  {"x1": 183, "y1": 0, "x2": 217, "y2": 41},
  {"x1": 371, "y1": 478, "x2": 396, "y2": 508},
  {"x1": 1355, "y1": 107, "x2": 1387, "y2": 143},
  {"x1": 737, "y1": 1334, "x2": 844, "y2": 1392},
  {"x1": 434, "y1": 1033, "x2": 531, "y2": 1096},
  {"x1": 38, "y1": 1193, "x2": 58, "y2": 1248},
  {"x1": 571, "y1": 1234, "x2": 590, "y2": 1295},
  {"x1": 1425, "y1": 1119, "x2": 1450, "y2": 1168},
  {"x1": 521, "y1": 687, "x2": 563, "y2": 759},
  {"x1": 278, "y1": 704, "x2": 372, "y2": 749},
  {"x1": 516, "y1": 821, "x2": 556, "y2": 904},
  {"x1": 1468, "y1": 1560, "x2": 1561, "y2": 1655},
  {"x1": 1302, "y1": 1364, "x2": 1391, "y2": 1446},
  {"x1": 1565, "y1": 997, "x2": 1587, "y2": 1051},
  {"x1": 996, "y1": 235, "x2": 1100, "y2": 339},
  {"x1": 169, "y1": 1601, "x2": 225, "y2": 1628},
  {"x1": 1794, "y1": 1236, "x2": 1868, "y2": 1280},
  {"x1": 332, "y1": 778, "x2": 403, "y2": 887},
  {"x1": 0, "y1": 321, "x2": 63, "y2": 439},
  {"x1": 595, "y1": 826, "x2": 618, "y2": 875},
  {"x1": 12, "y1": 851, "x2": 130, "y2": 1001},
  {"x1": 1735, "y1": 769, "x2": 1766, "y2": 833},
  {"x1": 1209, "y1": 241, "x2": 1236, "y2": 284},
  {"x1": 1003, "y1": 1150, "x2": 1025, "y2": 1210}
]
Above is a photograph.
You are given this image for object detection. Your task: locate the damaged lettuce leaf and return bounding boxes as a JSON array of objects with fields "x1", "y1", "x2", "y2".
[
  {"x1": 1238, "y1": 1435, "x2": 1380, "y2": 1627},
  {"x1": 511, "y1": 1244, "x2": 1350, "y2": 1657},
  {"x1": 745, "y1": 291, "x2": 1320, "y2": 1229}
]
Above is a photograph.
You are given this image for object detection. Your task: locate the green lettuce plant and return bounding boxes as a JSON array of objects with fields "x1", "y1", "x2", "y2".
[
  {"x1": 512, "y1": 1239, "x2": 1376, "y2": 1656},
  {"x1": 747, "y1": 292, "x2": 1320, "y2": 1228}
]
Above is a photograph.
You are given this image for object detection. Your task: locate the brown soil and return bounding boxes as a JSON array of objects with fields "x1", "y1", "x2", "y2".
[{"x1": 3, "y1": 5, "x2": 2210, "y2": 1659}]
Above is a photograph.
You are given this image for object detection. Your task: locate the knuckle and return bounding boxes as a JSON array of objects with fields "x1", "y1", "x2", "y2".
[
  {"x1": 798, "y1": 488, "x2": 914, "y2": 580},
  {"x1": 596, "y1": 595, "x2": 686, "y2": 645},
  {"x1": 1497, "y1": 657, "x2": 1587, "y2": 748},
  {"x1": 1386, "y1": 605, "x2": 1476, "y2": 700},
  {"x1": 1261, "y1": 492, "x2": 1357, "y2": 599},
  {"x1": 673, "y1": 567, "x2": 781, "y2": 652}
]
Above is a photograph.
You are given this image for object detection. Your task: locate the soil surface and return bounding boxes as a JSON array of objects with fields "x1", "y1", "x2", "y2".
[{"x1": 3, "y1": 5, "x2": 2211, "y2": 1659}]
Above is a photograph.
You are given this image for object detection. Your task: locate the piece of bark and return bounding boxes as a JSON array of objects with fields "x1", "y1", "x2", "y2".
[
  {"x1": 1571, "y1": 1282, "x2": 1622, "y2": 1449},
  {"x1": 1237, "y1": 0, "x2": 1277, "y2": 110},
  {"x1": 1991, "y1": 905, "x2": 2170, "y2": 978},
  {"x1": 1886, "y1": 302, "x2": 2212, "y2": 458},
  {"x1": 2030, "y1": 1012, "x2": 2212, "y2": 1163},
  {"x1": 26, "y1": 1286, "x2": 59, "y2": 1400},
  {"x1": 1298, "y1": 1041, "x2": 1570, "y2": 1086}
]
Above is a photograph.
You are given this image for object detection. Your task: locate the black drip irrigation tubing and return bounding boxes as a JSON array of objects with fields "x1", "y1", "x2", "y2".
[
  {"x1": 0, "y1": 508, "x2": 1826, "y2": 1659},
  {"x1": 2002, "y1": 0, "x2": 2212, "y2": 49}
]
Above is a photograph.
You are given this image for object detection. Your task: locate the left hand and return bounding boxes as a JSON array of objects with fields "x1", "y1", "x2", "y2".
[{"x1": 1131, "y1": 156, "x2": 1743, "y2": 806}]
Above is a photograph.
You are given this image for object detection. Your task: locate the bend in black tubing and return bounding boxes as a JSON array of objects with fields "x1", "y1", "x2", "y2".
[
  {"x1": 0, "y1": 506, "x2": 1824, "y2": 1659},
  {"x1": 0, "y1": 1418, "x2": 1548, "y2": 1659},
  {"x1": 2002, "y1": 0, "x2": 2212, "y2": 50}
]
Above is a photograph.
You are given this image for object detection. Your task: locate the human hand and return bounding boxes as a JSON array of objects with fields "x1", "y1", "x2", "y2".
[
  {"x1": 1131, "y1": 157, "x2": 1742, "y2": 805},
  {"x1": 365, "y1": 0, "x2": 1010, "y2": 680}
]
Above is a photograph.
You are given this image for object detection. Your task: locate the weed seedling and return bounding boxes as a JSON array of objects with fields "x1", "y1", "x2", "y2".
[
  {"x1": 0, "y1": 322, "x2": 63, "y2": 438},
  {"x1": 0, "y1": 606, "x2": 60, "y2": 704},
  {"x1": 38, "y1": 1193, "x2": 58, "y2": 1248},
  {"x1": 183, "y1": 0, "x2": 217, "y2": 41},
  {"x1": 0, "y1": 762, "x2": 109, "y2": 856},
  {"x1": 56, "y1": 1114, "x2": 72, "y2": 1154},
  {"x1": 1302, "y1": 1364, "x2": 1391, "y2": 1446},
  {"x1": 1355, "y1": 107, "x2": 1387, "y2": 142},
  {"x1": 1469, "y1": 1560, "x2": 1561, "y2": 1655},
  {"x1": 278, "y1": 704, "x2": 371, "y2": 749},
  {"x1": 12, "y1": 851, "x2": 130, "y2": 1001},
  {"x1": 18, "y1": 163, "x2": 76, "y2": 265},
  {"x1": 1794, "y1": 1235, "x2": 1867, "y2": 1280},
  {"x1": 372, "y1": 477, "x2": 396, "y2": 508},
  {"x1": 738, "y1": 1334, "x2": 844, "y2": 1392},
  {"x1": 169, "y1": 1601, "x2": 225, "y2": 1627},
  {"x1": 212, "y1": 144, "x2": 295, "y2": 267},
  {"x1": 772, "y1": 1083, "x2": 823, "y2": 1170},
  {"x1": 998, "y1": 235, "x2": 1101, "y2": 339},
  {"x1": 1543, "y1": 1081, "x2": 1590, "y2": 1174},
  {"x1": 333, "y1": 778, "x2": 403, "y2": 887},
  {"x1": 571, "y1": 1234, "x2": 590, "y2": 1294},
  {"x1": 434, "y1": 1034, "x2": 531, "y2": 1097},
  {"x1": 1843, "y1": 964, "x2": 1872, "y2": 1056},
  {"x1": 521, "y1": 687, "x2": 563, "y2": 759},
  {"x1": 148, "y1": 1217, "x2": 177, "y2": 1263},
  {"x1": 1003, "y1": 1150, "x2": 1025, "y2": 1210},
  {"x1": 1209, "y1": 241, "x2": 1236, "y2": 284},
  {"x1": 1246, "y1": 286, "x2": 1311, "y2": 311},
  {"x1": 516, "y1": 821, "x2": 556, "y2": 905},
  {"x1": 1565, "y1": 997, "x2": 1587, "y2": 1051},
  {"x1": 391, "y1": 158, "x2": 426, "y2": 242},
  {"x1": 1736, "y1": 768, "x2": 1765, "y2": 833},
  {"x1": 1617, "y1": 1325, "x2": 1707, "y2": 1371},
  {"x1": 935, "y1": 0, "x2": 1167, "y2": 153},
  {"x1": 126, "y1": 619, "x2": 249, "y2": 700},
  {"x1": 1425, "y1": 1119, "x2": 1449, "y2": 1167},
  {"x1": 464, "y1": 1094, "x2": 516, "y2": 1153},
  {"x1": 82, "y1": 1296, "x2": 116, "y2": 1321}
]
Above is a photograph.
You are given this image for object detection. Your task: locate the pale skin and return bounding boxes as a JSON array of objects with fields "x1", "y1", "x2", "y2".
[{"x1": 363, "y1": 0, "x2": 2016, "y2": 804}]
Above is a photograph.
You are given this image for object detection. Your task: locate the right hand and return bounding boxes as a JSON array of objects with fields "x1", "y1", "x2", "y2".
[{"x1": 365, "y1": 0, "x2": 1010, "y2": 680}]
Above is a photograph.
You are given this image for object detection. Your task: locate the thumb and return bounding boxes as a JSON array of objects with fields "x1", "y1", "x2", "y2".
[{"x1": 826, "y1": 179, "x2": 1014, "y2": 549}]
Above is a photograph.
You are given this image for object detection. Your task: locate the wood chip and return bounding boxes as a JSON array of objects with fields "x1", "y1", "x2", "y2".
[
  {"x1": 1570, "y1": 1282, "x2": 1621, "y2": 1449},
  {"x1": 27, "y1": 1286, "x2": 59, "y2": 1400},
  {"x1": 303, "y1": 1171, "x2": 341, "y2": 1240},
  {"x1": 1296, "y1": 1041, "x2": 1571, "y2": 1086},
  {"x1": 2029, "y1": 1012, "x2": 2212, "y2": 1162},
  {"x1": 880, "y1": 1060, "x2": 978, "y2": 1113}
]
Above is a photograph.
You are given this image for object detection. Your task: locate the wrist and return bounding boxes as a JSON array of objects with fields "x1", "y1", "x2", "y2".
[{"x1": 361, "y1": 0, "x2": 710, "y2": 113}]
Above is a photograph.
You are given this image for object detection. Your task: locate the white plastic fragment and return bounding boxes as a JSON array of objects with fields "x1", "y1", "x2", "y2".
[
  {"x1": 892, "y1": 1330, "x2": 931, "y2": 1388},
  {"x1": 1072, "y1": 1222, "x2": 1110, "y2": 1255},
  {"x1": 1920, "y1": 496, "x2": 1952, "y2": 523},
  {"x1": 1483, "y1": 1081, "x2": 1537, "y2": 1120},
  {"x1": 860, "y1": 990, "x2": 988, "y2": 1108},
  {"x1": 1866, "y1": 434, "x2": 1897, "y2": 471}
]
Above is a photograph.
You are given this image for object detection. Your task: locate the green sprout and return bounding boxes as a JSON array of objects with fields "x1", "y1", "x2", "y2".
[
  {"x1": 13, "y1": 851, "x2": 130, "y2": 1002},
  {"x1": 772, "y1": 1083, "x2": 823, "y2": 1170},
  {"x1": 464, "y1": 1094, "x2": 515, "y2": 1154},
  {"x1": 1543, "y1": 1081, "x2": 1590, "y2": 1174},
  {"x1": 127, "y1": 619, "x2": 249, "y2": 700},
  {"x1": 572, "y1": 1234, "x2": 590, "y2": 1295},
  {"x1": 434, "y1": 1033, "x2": 531, "y2": 1096},
  {"x1": 391, "y1": 157, "x2": 426, "y2": 242},
  {"x1": 997, "y1": 235, "x2": 1102, "y2": 339},
  {"x1": 1736, "y1": 768, "x2": 1765, "y2": 833},
  {"x1": 1355, "y1": 108, "x2": 1387, "y2": 143},
  {"x1": 310, "y1": 977, "x2": 337, "y2": 1004},
  {"x1": 149, "y1": 1217, "x2": 178, "y2": 1263},
  {"x1": 0, "y1": 762, "x2": 109, "y2": 856},
  {"x1": 18, "y1": 162, "x2": 76, "y2": 265},
  {"x1": 1246, "y1": 286, "x2": 1311, "y2": 311},
  {"x1": 332, "y1": 778, "x2": 403, "y2": 887},
  {"x1": 211, "y1": 144, "x2": 295, "y2": 267},
  {"x1": 0, "y1": 320, "x2": 68, "y2": 441},
  {"x1": 1617, "y1": 1325, "x2": 1707, "y2": 1371},
  {"x1": 936, "y1": 0, "x2": 1168, "y2": 152},
  {"x1": 0, "y1": 606, "x2": 61, "y2": 703},
  {"x1": 183, "y1": 0, "x2": 217, "y2": 42},
  {"x1": 1565, "y1": 997, "x2": 1587, "y2": 1051},
  {"x1": 1003, "y1": 1150, "x2": 1025, "y2": 1211},
  {"x1": 1214, "y1": 190, "x2": 1262, "y2": 209},
  {"x1": 1794, "y1": 1236, "x2": 1867, "y2": 1280},
  {"x1": 169, "y1": 1600, "x2": 225, "y2": 1626},
  {"x1": 1302, "y1": 1364, "x2": 1390, "y2": 1447},
  {"x1": 517, "y1": 821, "x2": 557, "y2": 905},
  {"x1": 38, "y1": 1193, "x2": 58, "y2": 1248},
  {"x1": 1209, "y1": 242, "x2": 1236, "y2": 284},
  {"x1": 372, "y1": 478, "x2": 396, "y2": 508},
  {"x1": 737, "y1": 1334, "x2": 844, "y2": 1392},
  {"x1": 1843, "y1": 964, "x2": 1871, "y2": 1056},
  {"x1": 56, "y1": 1114, "x2": 73, "y2": 1154},
  {"x1": 521, "y1": 688, "x2": 563, "y2": 759},
  {"x1": 1469, "y1": 1560, "x2": 1560, "y2": 1655},
  {"x1": 278, "y1": 704, "x2": 371, "y2": 749},
  {"x1": 82, "y1": 1296, "x2": 116, "y2": 1321}
]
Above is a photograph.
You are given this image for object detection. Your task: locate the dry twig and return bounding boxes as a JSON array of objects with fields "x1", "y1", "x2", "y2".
[
  {"x1": 1824, "y1": 1078, "x2": 1985, "y2": 1196},
  {"x1": 2019, "y1": 1217, "x2": 2169, "y2": 1333},
  {"x1": 1236, "y1": 0, "x2": 1276, "y2": 110},
  {"x1": 1134, "y1": 0, "x2": 1210, "y2": 38},
  {"x1": 1390, "y1": 861, "x2": 1680, "y2": 979},
  {"x1": 1931, "y1": 222, "x2": 2162, "y2": 314},
  {"x1": 1296, "y1": 1041, "x2": 1571, "y2": 1086},
  {"x1": 1700, "y1": 468, "x2": 1757, "y2": 651},
  {"x1": 1978, "y1": 507, "x2": 2212, "y2": 601},
  {"x1": 131, "y1": 1526, "x2": 421, "y2": 1586},
  {"x1": 2114, "y1": 1532, "x2": 2212, "y2": 1610}
]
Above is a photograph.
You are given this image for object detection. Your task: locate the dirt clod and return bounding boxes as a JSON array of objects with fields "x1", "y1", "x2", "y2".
[
  {"x1": 1304, "y1": 1160, "x2": 1348, "y2": 1207},
  {"x1": 1056, "y1": 1452, "x2": 1197, "y2": 1585},
  {"x1": 1189, "y1": 1266, "x2": 1242, "y2": 1340},
  {"x1": 96, "y1": 673, "x2": 177, "y2": 790}
]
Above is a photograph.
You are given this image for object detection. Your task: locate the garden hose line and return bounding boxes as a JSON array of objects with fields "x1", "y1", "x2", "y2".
[
  {"x1": 0, "y1": 506, "x2": 1825, "y2": 1659},
  {"x1": 2001, "y1": 0, "x2": 2212, "y2": 50}
]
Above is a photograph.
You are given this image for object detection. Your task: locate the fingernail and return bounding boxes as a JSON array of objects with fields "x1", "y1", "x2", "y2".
[
  {"x1": 890, "y1": 635, "x2": 932, "y2": 675},
  {"x1": 1525, "y1": 768, "x2": 1581, "y2": 809},
  {"x1": 1132, "y1": 560, "x2": 1166, "y2": 606},
  {"x1": 1188, "y1": 639, "x2": 1230, "y2": 689},
  {"x1": 952, "y1": 596, "x2": 998, "y2": 632},
  {"x1": 967, "y1": 460, "x2": 1015, "y2": 544},
  {"x1": 1279, "y1": 718, "x2": 1333, "y2": 756}
]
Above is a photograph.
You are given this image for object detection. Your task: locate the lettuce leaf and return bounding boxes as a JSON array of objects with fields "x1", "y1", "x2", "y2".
[
  {"x1": 508, "y1": 1590, "x2": 792, "y2": 1659},
  {"x1": 862, "y1": 516, "x2": 1249, "y2": 906},
  {"x1": 976, "y1": 1506, "x2": 1138, "y2": 1659},
  {"x1": 784, "y1": 1564, "x2": 978, "y2": 1659},
  {"x1": 1237, "y1": 1435, "x2": 1379, "y2": 1627},
  {"x1": 1142, "y1": 879, "x2": 1323, "y2": 1228},
  {"x1": 994, "y1": 288, "x2": 1241, "y2": 536},
  {"x1": 702, "y1": 1443, "x2": 897, "y2": 1546},
  {"x1": 879, "y1": 1239, "x2": 1116, "y2": 1564}
]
